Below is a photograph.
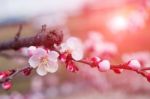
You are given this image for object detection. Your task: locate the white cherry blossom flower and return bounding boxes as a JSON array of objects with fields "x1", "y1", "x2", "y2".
[
  {"x1": 28, "y1": 48, "x2": 59, "y2": 76},
  {"x1": 60, "y1": 37, "x2": 84, "y2": 61}
]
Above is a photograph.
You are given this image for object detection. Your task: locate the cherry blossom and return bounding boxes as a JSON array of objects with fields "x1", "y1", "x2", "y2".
[
  {"x1": 60, "y1": 37, "x2": 84, "y2": 61},
  {"x1": 28, "y1": 48, "x2": 59, "y2": 76},
  {"x1": 84, "y1": 31, "x2": 104, "y2": 48},
  {"x1": 84, "y1": 31, "x2": 103, "y2": 51}
]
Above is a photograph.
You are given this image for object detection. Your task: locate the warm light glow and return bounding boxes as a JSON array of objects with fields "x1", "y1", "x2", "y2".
[
  {"x1": 106, "y1": 8, "x2": 147, "y2": 34},
  {"x1": 108, "y1": 15, "x2": 128, "y2": 33}
]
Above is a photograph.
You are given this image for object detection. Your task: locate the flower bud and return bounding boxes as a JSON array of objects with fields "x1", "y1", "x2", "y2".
[
  {"x1": 0, "y1": 72, "x2": 7, "y2": 80},
  {"x1": 98, "y1": 60, "x2": 110, "y2": 72},
  {"x1": 128, "y1": 59, "x2": 141, "y2": 70},
  {"x1": 59, "y1": 52, "x2": 68, "y2": 62},
  {"x1": 2, "y1": 81, "x2": 12, "y2": 90},
  {"x1": 66, "y1": 61, "x2": 78, "y2": 72},
  {"x1": 22, "y1": 67, "x2": 32, "y2": 76},
  {"x1": 90, "y1": 56, "x2": 101, "y2": 67}
]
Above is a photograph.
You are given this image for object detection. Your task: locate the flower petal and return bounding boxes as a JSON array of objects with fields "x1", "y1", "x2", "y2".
[
  {"x1": 45, "y1": 61, "x2": 58, "y2": 73},
  {"x1": 66, "y1": 37, "x2": 83, "y2": 50},
  {"x1": 66, "y1": 37, "x2": 80, "y2": 50},
  {"x1": 72, "y1": 50, "x2": 83, "y2": 61},
  {"x1": 48, "y1": 51, "x2": 59, "y2": 62},
  {"x1": 36, "y1": 66, "x2": 47, "y2": 76},
  {"x1": 28, "y1": 46, "x2": 37, "y2": 56},
  {"x1": 60, "y1": 43, "x2": 68, "y2": 52},
  {"x1": 34, "y1": 48, "x2": 47, "y2": 57},
  {"x1": 28, "y1": 55, "x2": 40, "y2": 68},
  {"x1": 66, "y1": 37, "x2": 84, "y2": 60}
]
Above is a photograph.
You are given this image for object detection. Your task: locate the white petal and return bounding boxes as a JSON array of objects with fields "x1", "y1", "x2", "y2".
[
  {"x1": 48, "y1": 51, "x2": 59, "y2": 62},
  {"x1": 20, "y1": 47, "x2": 29, "y2": 56},
  {"x1": 45, "y1": 61, "x2": 58, "y2": 73},
  {"x1": 28, "y1": 55, "x2": 40, "y2": 68},
  {"x1": 72, "y1": 50, "x2": 83, "y2": 61},
  {"x1": 28, "y1": 46, "x2": 37, "y2": 55},
  {"x1": 28, "y1": 46, "x2": 37, "y2": 51},
  {"x1": 60, "y1": 43, "x2": 68, "y2": 52},
  {"x1": 34, "y1": 48, "x2": 47, "y2": 57},
  {"x1": 36, "y1": 66, "x2": 47, "y2": 76},
  {"x1": 66, "y1": 37, "x2": 84, "y2": 60},
  {"x1": 66, "y1": 37, "x2": 82, "y2": 51}
]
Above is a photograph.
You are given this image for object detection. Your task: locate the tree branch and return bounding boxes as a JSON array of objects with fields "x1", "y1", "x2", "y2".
[{"x1": 0, "y1": 29, "x2": 63, "y2": 51}]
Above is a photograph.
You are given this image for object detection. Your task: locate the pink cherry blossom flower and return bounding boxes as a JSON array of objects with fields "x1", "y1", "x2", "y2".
[
  {"x1": 60, "y1": 37, "x2": 84, "y2": 61},
  {"x1": 28, "y1": 48, "x2": 59, "y2": 76}
]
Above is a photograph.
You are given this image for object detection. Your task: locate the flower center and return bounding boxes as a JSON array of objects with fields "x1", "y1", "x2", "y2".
[
  {"x1": 66, "y1": 48, "x2": 73, "y2": 54},
  {"x1": 40, "y1": 56, "x2": 49, "y2": 65}
]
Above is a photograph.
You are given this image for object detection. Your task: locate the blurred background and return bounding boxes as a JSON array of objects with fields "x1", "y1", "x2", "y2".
[{"x1": 0, "y1": 0, "x2": 150, "y2": 99}]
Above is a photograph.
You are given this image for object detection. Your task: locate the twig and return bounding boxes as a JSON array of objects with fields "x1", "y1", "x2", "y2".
[
  {"x1": 0, "y1": 67, "x2": 33, "y2": 84},
  {"x1": 77, "y1": 59, "x2": 149, "y2": 78},
  {"x1": 14, "y1": 25, "x2": 23, "y2": 42}
]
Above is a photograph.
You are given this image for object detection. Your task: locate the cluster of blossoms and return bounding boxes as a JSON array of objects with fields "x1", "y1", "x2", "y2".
[
  {"x1": 28, "y1": 37, "x2": 84, "y2": 76},
  {"x1": 27, "y1": 36, "x2": 118, "y2": 76}
]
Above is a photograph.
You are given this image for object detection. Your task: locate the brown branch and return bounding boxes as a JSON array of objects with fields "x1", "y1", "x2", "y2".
[{"x1": 0, "y1": 29, "x2": 63, "y2": 51}]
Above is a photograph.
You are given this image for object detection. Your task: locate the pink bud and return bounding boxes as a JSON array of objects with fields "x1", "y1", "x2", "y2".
[
  {"x1": 90, "y1": 56, "x2": 101, "y2": 67},
  {"x1": 22, "y1": 67, "x2": 32, "y2": 76},
  {"x1": 0, "y1": 72, "x2": 7, "y2": 80},
  {"x1": 91, "y1": 56, "x2": 101, "y2": 62},
  {"x1": 98, "y1": 60, "x2": 110, "y2": 72},
  {"x1": 59, "y1": 53, "x2": 68, "y2": 62},
  {"x1": 128, "y1": 59, "x2": 141, "y2": 70},
  {"x1": 66, "y1": 61, "x2": 78, "y2": 72},
  {"x1": 2, "y1": 81, "x2": 12, "y2": 90}
]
